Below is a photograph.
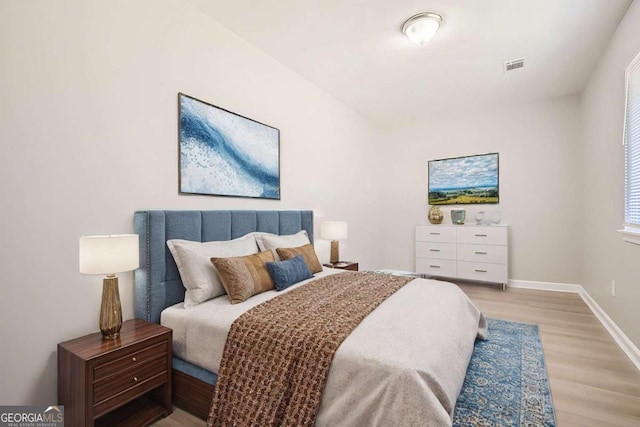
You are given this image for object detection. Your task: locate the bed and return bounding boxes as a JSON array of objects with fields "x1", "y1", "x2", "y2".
[{"x1": 134, "y1": 210, "x2": 486, "y2": 426}]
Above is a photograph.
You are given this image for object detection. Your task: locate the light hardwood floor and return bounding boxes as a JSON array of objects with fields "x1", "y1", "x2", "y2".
[{"x1": 153, "y1": 283, "x2": 640, "y2": 427}]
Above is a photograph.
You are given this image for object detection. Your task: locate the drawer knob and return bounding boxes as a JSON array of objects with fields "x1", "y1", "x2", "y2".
[
  {"x1": 475, "y1": 251, "x2": 487, "y2": 255},
  {"x1": 132, "y1": 357, "x2": 137, "y2": 362},
  {"x1": 133, "y1": 376, "x2": 138, "y2": 382},
  {"x1": 429, "y1": 265, "x2": 441, "y2": 268},
  {"x1": 429, "y1": 232, "x2": 440, "y2": 235},
  {"x1": 429, "y1": 249, "x2": 441, "y2": 252},
  {"x1": 475, "y1": 234, "x2": 488, "y2": 237},
  {"x1": 475, "y1": 269, "x2": 488, "y2": 273}
]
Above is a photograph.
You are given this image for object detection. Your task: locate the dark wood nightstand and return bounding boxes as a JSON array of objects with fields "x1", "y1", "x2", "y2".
[
  {"x1": 323, "y1": 261, "x2": 359, "y2": 271},
  {"x1": 58, "y1": 319, "x2": 172, "y2": 427}
]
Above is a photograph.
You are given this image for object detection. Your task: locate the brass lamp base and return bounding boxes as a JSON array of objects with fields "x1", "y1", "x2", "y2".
[
  {"x1": 330, "y1": 240, "x2": 340, "y2": 264},
  {"x1": 100, "y1": 275, "x2": 122, "y2": 340}
]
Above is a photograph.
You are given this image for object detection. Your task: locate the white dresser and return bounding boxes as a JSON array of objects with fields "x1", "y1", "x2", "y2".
[{"x1": 415, "y1": 224, "x2": 509, "y2": 289}]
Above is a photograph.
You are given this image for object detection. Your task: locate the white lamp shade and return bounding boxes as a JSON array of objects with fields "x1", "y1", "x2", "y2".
[
  {"x1": 321, "y1": 221, "x2": 348, "y2": 241},
  {"x1": 79, "y1": 234, "x2": 140, "y2": 275},
  {"x1": 402, "y1": 13, "x2": 442, "y2": 45}
]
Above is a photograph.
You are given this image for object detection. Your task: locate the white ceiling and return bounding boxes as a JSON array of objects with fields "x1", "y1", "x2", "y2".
[{"x1": 187, "y1": 0, "x2": 633, "y2": 126}]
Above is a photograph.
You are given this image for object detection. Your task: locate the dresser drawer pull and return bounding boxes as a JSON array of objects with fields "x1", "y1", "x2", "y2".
[
  {"x1": 429, "y1": 265, "x2": 441, "y2": 268},
  {"x1": 475, "y1": 234, "x2": 488, "y2": 237},
  {"x1": 132, "y1": 357, "x2": 137, "y2": 362},
  {"x1": 475, "y1": 269, "x2": 488, "y2": 273},
  {"x1": 429, "y1": 232, "x2": 441, "y2": 235},
  {"x1": 429, "y1": 249, "x2": 441, "y2": 252},
  {"x1": 474, "y1": 251, "x2": 487, "y2": 255},
  {"x1": 133, "y1": 376, "x2": 138, "y2": 382}
]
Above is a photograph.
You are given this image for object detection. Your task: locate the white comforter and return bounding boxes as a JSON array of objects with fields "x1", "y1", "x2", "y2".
[{"x1": 162, "y1": 268, "x2": 486, "y2": 426}]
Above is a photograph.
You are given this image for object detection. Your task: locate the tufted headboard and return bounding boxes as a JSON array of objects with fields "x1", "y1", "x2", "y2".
[{"x1": 133, "y1": 210, "x2": 314, "y2": 323}]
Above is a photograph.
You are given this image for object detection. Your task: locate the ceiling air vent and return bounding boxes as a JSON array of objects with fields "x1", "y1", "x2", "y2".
[{"x1": 504, "y1": 58, "x2": 525, "y2": 73}]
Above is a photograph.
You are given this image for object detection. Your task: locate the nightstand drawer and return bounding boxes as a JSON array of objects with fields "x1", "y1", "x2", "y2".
[
  {"x1": 94, "y1": 356, "x2": 167, "y2": 407},
  {"x1": 94, "y1": 341, "x2": 167, "y2": 381},
  {"x1": 94, "y1": 369, "x2": 168, "y2": 418}
]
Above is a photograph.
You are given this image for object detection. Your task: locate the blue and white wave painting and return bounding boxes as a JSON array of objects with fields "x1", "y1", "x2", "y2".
[{"x1": 179, "y1": 94, "x2": 280, "y2": 199}]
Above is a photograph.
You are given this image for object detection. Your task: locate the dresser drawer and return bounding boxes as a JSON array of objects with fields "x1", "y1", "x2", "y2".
[
  {"x1": 94, "y1": 356, "x2": 167, "y2": 406},
  {"x1": 457, "y1": 244, "x2": 507, "y2": 264},
  {"x1": 94, "y1": 341, "x2": 167, "y2": 381},
  {"x1": 456, "y1": 226, "x2": 507, "y2": 245},
  {"x1": 416, "y1": 242, "x2": 456, "y2": 260},
  {"x1": 416, "y1": 226, "x2": 456, "y2": 243},
  {"x1": 416, "y1": 258, "x2": 456, "y2": 277},
  {"x1": 457, "y1": 261, "x2": 508, "y2": 283}
]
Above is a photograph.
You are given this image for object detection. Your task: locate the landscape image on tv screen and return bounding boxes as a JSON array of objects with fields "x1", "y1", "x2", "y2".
[{"x1": 428, "y1": 153, "x2": 499, "y2": 205}]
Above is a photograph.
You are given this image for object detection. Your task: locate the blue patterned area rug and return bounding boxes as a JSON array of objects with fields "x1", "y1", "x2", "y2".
[{"x1": 453, "y1": 318, "x2": 556, "y2": 427}]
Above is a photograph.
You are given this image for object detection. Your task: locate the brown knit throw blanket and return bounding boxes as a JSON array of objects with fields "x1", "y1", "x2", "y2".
[{"x1": 207, "y1": 271, "x2": 413, "y2": 427}]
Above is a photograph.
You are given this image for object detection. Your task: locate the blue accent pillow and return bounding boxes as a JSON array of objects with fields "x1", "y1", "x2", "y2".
[{"x1": 266, "y1": 254, "x2": 313, "y2": 291}]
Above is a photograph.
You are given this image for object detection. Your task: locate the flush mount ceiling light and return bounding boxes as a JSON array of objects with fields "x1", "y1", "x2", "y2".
[{"x1": 402, "y1": 12, "x2": 443, "y2": 45}]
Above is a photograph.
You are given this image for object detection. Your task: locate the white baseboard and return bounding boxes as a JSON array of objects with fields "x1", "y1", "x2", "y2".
[
  {"x1": 578, "y1": 288, "x2": 640, "y2": 371},
  {"x1": 508, "y1": 279, "x2": 583, "y2": 293},
  {"x1": 508, "y1": 279, "x2": 640, "y2": 372}
]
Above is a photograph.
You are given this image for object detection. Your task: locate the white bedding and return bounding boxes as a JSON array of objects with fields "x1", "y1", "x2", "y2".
[{"x1": 162, "y1": 268, "x2": 486, "y2": 426}]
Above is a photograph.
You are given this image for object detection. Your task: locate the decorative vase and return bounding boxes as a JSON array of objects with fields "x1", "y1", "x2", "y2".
[
  {"x1": 428, "y1": 206, "x2": 444, "y2": 224},
  {"x1": 451, "y1": 209, "x2": 466, "y2": 225},
  {"x1": 492, "y1": 211, "x2": 502, "y2": 224},
  {"x1": 474, "y1": 211, "x2": 485, "y2": 225}
]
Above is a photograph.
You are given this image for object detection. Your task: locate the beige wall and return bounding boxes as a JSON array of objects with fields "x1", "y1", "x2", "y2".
[
  {"x1": 581, "y1": 0, "x2": 640, "y2": 348},
  {"x1": 0, "y1": 0, "x2": 386, "y2": 405},
  {"x1": 379, "y1": 96, "x2": 584, "y2": 285}
]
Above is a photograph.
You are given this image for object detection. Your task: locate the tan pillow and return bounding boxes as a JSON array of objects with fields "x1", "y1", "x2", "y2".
[
  {"x1": 276, "y1": 244, "x2": 323, "y2": 274},
  {"x1": 211, "y1": 251, "x2": 276, "y2": 304}
]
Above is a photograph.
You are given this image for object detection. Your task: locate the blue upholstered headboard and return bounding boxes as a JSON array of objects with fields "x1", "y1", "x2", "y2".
[{"x1": 133, "y1": 210, "x2": 314, "y2": 323}]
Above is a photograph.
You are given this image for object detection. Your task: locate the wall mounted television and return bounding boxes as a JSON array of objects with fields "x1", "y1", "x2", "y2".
[{"x1": 428, "y1": 153, "x2": 499, "y2": 205}]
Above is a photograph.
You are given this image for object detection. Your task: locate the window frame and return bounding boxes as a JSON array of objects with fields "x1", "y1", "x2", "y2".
[{"x1": 620, "y1": 50, "x2": 640, "y2": 245}]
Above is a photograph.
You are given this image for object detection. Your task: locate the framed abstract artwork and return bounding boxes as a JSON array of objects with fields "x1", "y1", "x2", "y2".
[{"x1": 178, "y1": 93, "x2": 280, "y2": 199}]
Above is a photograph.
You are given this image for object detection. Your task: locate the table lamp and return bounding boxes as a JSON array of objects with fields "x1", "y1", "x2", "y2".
[
  {"x1": 79, "y1": 234, "x2": 139, "y2": 339},
  {"x1": 321, "y1": 221, "x2": 348, "y2": 264}
]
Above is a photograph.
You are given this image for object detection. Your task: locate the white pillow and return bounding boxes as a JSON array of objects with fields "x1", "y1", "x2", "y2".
[
  {"x1": 167, "y1": 236, "x2": 258, "y2": 308},
  {"x1": 254, "y1": 230, "x2": 311, "y2": 259}
]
